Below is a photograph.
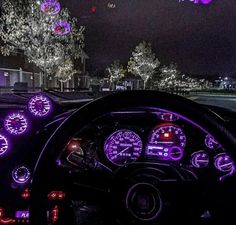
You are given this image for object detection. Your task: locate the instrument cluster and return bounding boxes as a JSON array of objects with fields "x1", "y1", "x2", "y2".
[{"x1": 60, "y1": 108, "x2": 235, "y2": 181}]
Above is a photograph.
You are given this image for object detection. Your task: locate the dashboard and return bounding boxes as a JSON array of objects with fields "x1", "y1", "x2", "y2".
[
  {"x1": 0, "y1": 92, "x2": 235, "y2": 225},
  {"x1": 58, "y1": 108, "x2": 235, "y2": 182}
]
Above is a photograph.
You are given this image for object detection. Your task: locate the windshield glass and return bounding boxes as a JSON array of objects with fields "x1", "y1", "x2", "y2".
[{"x1": 0, "y1": 0, "x2": 235, "y2": 110}]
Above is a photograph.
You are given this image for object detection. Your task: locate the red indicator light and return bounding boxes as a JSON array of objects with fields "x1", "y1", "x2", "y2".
[
  {"x1": 48, "y1": 191, "x2": 65, "y2": 200},
  {"x1": 51, "y1": 205, "x2": 59, "y2": 223},
  {"x1": 164, "y1": 133, "x2": 170, "y2": 138},
  {"x1": 90, "y1": 6, "x2": 97, "y2": 14},
  {"x1": 21, "y1": 189, "x2": 30, "y2": 199},
  {"x1": 0, "y1": 219, "x2": 16, "y2": 224}
]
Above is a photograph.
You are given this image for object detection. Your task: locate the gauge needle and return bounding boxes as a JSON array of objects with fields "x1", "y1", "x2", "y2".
[{"x1": 111, "y1": 147, "x2": 130, "y2": 160}]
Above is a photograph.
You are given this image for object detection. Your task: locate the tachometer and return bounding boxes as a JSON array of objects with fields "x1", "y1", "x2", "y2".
[
  {"x1": 146, "y1": 123, "x2": 186, "y2": 161},
  {"x1": 104, "y1": 129, "x2": 142, "y2": 166}
]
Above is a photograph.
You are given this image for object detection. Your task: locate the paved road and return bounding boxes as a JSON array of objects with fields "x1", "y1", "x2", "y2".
[{"x1": 189, "y1": 95, "x2": 236, "y2": 110}]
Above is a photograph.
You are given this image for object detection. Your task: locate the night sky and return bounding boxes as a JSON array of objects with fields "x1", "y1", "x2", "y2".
[{"x1": 60, "y1": 0, "x2": 236, "y2": 77}]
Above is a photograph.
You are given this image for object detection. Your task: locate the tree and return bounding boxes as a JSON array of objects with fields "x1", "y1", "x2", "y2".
[
  {"x1": 106, "y1": 60, "x2": 126, "y2": 90},
  {"x1": 128, "y1": 41, "x2": 160, "y2": 89},
  {"x1": 0, "y1": 0, "x2": 85, "y2": 88},
  {"x1": 158, "y1": 64, "x2": 181, "y2": 92}
]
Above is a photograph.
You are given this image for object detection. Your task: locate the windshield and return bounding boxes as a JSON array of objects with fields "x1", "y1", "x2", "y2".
[{"x1": 0, "y1": 0, "x2": 236, "y2": 110}]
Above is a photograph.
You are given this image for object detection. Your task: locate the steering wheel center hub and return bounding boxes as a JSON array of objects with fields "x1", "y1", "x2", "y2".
[{"x1": 126, "y1": 182, "x2": 163, "y2": 221}]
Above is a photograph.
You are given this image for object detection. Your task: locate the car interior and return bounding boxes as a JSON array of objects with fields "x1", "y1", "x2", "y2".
[
  {"x1": 0, "y1": 90, "x2": 236, "y2": 225},
  {"x1": 1, "y1": 0, "x2": 236, "y2": 225}
]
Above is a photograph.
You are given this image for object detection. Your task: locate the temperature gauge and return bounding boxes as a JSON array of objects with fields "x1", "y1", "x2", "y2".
[{"x1": 191, "y1": 151, "x2": 209, "y2": 168}]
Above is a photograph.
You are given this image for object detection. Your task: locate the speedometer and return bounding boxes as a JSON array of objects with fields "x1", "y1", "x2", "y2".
[
  {"x1": 104, "y1": 129, "x2": 142, "y2": 166},
  {"x1": 146, "y1": 123, "x2": 186, "y2": 161}
]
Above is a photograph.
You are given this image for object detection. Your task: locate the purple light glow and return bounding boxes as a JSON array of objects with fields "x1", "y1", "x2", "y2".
[
  {"x1": 199, "y1": 0, "x2": 213, "y2": 5},
  {"x1": 214, "y1": 153, "x2": 235, "y2": 173},
  {"x1": 12, "y1": 166, "x2": 31, "y2": 184},
  {"x1": 0, "y1": 134, "x2": 9, "y2": 156},
  {"x1": 28, "y1": 95, "x2": 52, "y2": 117},
  {"x1": 179, "y1": 0, "x2": 213, "y2": 5},
  {"x1": 52, "y1": 20, "x2": 71, "y2": 36},
  {"x1": 40, "y1": 0, "x2": 61, "y2": 15},
  {"x1": 146, "y1": 145, "x2": 183, "y2": 161},
  {"x1": 205, "y1": 134, "x2": 220, "y2": 150},
  {"x1": 104, "y1": 130, "x2": 142, "y2": 166},
  {"x1": 191, "y1": 151, "x2": 209, "y2": 168},
  {"x1": 4, "y1": 113, "x2": 28, "y2": 135},
  {"x1": 15, "y1": 211, "x2": 29, "y2": 219}
]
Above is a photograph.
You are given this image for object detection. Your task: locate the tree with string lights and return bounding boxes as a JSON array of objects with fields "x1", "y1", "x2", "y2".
[
  {"x1": 128, "y1": 41, "x2": 160, "y2": 89},
  {"x1": 0, "y1": 0, "x2": 85, "y2": 88},
  {"x1": 106, "y1": 60, "x2": 126, "y2": 90},
  {"x1": 157, "y1": 63, "x2": 181, "y2": 92},
  {"x1": 154, "y1": 63, "x2": 210, "y2": 92}
]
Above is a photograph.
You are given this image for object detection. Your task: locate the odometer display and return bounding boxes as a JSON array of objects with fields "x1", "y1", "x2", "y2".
[{"x1": 104, "y1": 130, "x2": 142, "y2": 166}]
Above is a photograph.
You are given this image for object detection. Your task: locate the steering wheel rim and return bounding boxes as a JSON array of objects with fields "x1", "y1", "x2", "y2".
[{"x1": 30, "y1": 90, "x2": 236, "y2": 225}]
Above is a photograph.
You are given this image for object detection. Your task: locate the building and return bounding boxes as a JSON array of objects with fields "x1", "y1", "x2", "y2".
[{"x1": 0, "y1": 51, "x2": 89, "y2": 93}]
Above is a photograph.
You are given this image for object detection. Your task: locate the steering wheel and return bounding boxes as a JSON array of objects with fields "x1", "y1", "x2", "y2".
[{"x1": 30, "y1": 91, "x2": 236, "y2": 225}]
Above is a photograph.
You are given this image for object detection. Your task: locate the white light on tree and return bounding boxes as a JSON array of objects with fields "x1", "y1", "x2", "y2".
[
  {"x1": 55, "y1": 59, "x2": 80, "y2": 83},
  {"x1": 0, "y1": 0, "x2": 85, "y2": 88},
  {"x1": 106, "y1": 60, "x2": 126, "y2": 90},
  {"x1": 128, "y1": 41, "x2": 160, "y2": 89}
]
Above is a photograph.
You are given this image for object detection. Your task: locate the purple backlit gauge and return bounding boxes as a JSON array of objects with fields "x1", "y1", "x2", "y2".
[
  {"x1": 104, "y1": 130, "x2": 142, "y2": 166},
  {"x1": 146, "y1": 124, "x2": 186, "y2": 161},
  {"x1": 191, "y1": 151, "x2": 209, "y2": 168},
  {"x1": 4, "y1": 113, "x2": 28, "y2": 135},
  {"x1": 150, "y1": 124, "x2": 186, "y2": 148},
  {"x1": 205, "y1": 134, "x2": 220, "y2": 150},
  {"x1": 28, "y1": 95, "x2": 52, "y2": 117},
  {"x1": 0, "y1": 134, "x2": 9, "y2": 156},
  {"x1": 169, "y1": 146, "x2": 183, "y2": 161},
  {"x1": 214, "y1": 153, "x2": 235, "y2": 173},
  {"x1": 52, "y1": 20, "x2": 71, "y2": 36},
  {"x1": 12, "y1": 166, "x2": 31, "y2": 184},
  {"x1": 40, "y1": 0, "x2": 61, "y2": 15}
]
